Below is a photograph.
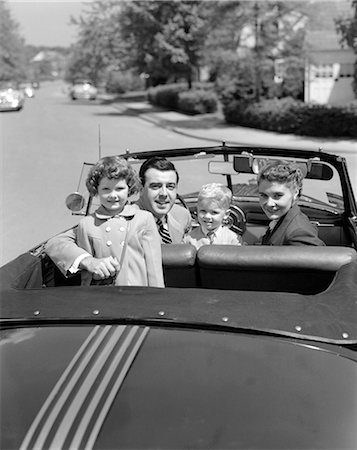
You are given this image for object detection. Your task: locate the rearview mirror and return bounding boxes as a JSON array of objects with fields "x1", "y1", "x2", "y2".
[{"x1": 65, "y1": 192, "x2": 85, "y2": 212}]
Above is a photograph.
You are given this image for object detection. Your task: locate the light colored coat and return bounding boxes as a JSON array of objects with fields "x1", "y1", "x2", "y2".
[{"x1": 46, "y1": 204, "x2": 164, "y2": 287}]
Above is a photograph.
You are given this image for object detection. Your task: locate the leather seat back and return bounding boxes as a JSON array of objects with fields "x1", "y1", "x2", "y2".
[
  {"x1": 197, "y1": 245, "x2": 357, "y2": 294},
  {"x1": 162, "y1": 244, "x2": 198, "y2": 287}
]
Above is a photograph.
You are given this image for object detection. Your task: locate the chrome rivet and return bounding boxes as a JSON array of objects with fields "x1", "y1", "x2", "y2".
[
  {"x1": 295, "y1": 325, "x2": 302, "y2": 332},
  {"x1": 222, "y1": 317, "x2": 229, "y2": 322},
  {"x1": 92, "y1": 309, "x2": 99, "y2": 315},
  {"x1": 33, "y1": 310, "x2": 40, "y2": 316},
  {"x1": 105, "y1": 226, "x2": 111, "y2": 232},
  {"x1": 158, "y1": 311, "x2": 165, "y2": 316},
  {"x1": 342, "y1": 332, "x2": 349, "y2": 339},
  {"x1": 106, "y1": 240, "x2": 112, "y2": 246}
]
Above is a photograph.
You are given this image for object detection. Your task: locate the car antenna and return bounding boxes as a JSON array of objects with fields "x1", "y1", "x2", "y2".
[{"x1": 98, "y1": 124, "x2": 102, "y2": 159}]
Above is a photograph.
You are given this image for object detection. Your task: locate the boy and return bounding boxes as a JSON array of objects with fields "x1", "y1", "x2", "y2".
[{"x1": 183, "y1": 183, "x2": 242, "y2": 249}]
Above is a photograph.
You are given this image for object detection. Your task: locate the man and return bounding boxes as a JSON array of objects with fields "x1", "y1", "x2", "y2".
[
  {"x1": 45, "y1": 156, "x2": 191, "y2": 281},
  {"x1": 137, "y1": 157, "x2": 191, "y2": 244}
]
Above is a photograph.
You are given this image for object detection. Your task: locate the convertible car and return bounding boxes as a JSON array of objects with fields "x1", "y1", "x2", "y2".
[{"x1": 1, "y1": 144, "x2": 356, "y2": 450}]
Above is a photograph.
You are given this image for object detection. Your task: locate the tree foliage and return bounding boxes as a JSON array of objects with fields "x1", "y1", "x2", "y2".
[
  {"x1": 335, "y1": 0, "x2": 357, "y2": 95},
  {"x1": 65, "y1": 0, "x2": 307, "y2": 100},
  {"x1": 118, "y1": 1, "x2": 207, "y2": 87},
  {"x1": 65, "y1": 0, "x2": 124, "y2": 84},
  {"x1": 0, "y1": 0, "x2": 27, "y2": 82}
]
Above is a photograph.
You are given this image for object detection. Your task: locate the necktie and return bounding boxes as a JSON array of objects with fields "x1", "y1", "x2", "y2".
[
  {"x1": 157, "y1": 218, "x2": 172, "y2": 244},
  {"x1": 207, "y1": 231, "x2": 215, "y2": 244}
]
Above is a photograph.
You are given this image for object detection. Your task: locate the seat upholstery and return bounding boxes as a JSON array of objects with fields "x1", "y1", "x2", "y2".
[
  {"x1": 162, "y1": 244, "x2": 198, "y2": 287},
  {"x1": 197, "y1": 245, "x2": 357, "y2": 294}
]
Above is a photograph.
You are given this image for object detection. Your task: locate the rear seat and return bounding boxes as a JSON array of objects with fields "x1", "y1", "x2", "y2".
[
  {"x1": 38, "y1": 243, "x2": 357, "y2": 293},
  {"x1": 196, "y1": 245, "x2": 357, "y2": 294},
  {"x1": 162, "y1": 244, "x2": 198, "y2": 287}
]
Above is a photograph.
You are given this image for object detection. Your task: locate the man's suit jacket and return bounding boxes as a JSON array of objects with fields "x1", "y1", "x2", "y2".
[
  {"x1": 261, "y1": 204, "x2": 325, "y2": 246},
  {"x1": 135, "y1": 200, "x2": 192, "y2": 244},
  {"x1": 165, "y1": 204, "x2": 192, "y2": 244}
]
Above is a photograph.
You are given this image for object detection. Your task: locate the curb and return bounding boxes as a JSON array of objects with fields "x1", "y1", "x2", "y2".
[{"x1": 112, "y1": 102, "x2": 240, "y2": 146}]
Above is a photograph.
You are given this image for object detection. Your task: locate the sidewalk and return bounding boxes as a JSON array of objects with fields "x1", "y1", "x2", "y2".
[{"x1": 107, "y1": 95, "x2": 356, "y2": 153}]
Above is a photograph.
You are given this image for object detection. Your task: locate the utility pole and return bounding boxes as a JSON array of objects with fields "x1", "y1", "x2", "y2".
[{"x1": 254, "y1": 2, "x2": 261, "y2": 102}]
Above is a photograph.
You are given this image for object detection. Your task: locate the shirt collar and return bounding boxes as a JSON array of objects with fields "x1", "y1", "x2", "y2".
[{"x1": 95, "y1": 203, "x2": 139, "y2": 220}]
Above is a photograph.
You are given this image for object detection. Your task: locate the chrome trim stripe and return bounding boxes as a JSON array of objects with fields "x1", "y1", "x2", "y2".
[
  {"x1": 83, "y1": 326, "x2": 149, "y2": 450},
  {"x1": 20, "y1": 325, "x2": 149, "y2": 450},
  {"x1": 49, "y1": 325, "x2": 127, "y2": 448},
  {"x1": 19, "y1": 325, "x2": 108, "y2": 450}
]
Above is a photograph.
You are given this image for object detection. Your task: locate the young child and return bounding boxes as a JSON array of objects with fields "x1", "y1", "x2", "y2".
[
  {"x1": 257, "y1": 160, "x2": 325, "y2": 246},
  {"x1": 76, "y1": 156, "x2": 164, "y2": 286},
  {"x1": 183, "y1": 183, "x2": 242, "y2": 249}
]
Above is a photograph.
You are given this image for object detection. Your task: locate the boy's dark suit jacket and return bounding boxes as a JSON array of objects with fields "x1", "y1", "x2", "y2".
[{"x1": 261, "y1": 204, "x2": 325, "y2": 246}]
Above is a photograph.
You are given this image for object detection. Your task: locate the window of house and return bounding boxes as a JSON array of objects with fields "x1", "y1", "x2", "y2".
[{"x1": 312, "y1": 64, "x2": 334, "y2": 78}]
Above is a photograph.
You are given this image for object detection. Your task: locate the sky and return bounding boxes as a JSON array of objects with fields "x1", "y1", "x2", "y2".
[{"x1": 8, "y1": 1, "x2": 93, "y2": 47}]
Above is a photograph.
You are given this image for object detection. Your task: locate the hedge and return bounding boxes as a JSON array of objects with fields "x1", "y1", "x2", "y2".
[
  {"x1": 178, "y1": 90, "x2": 218, "y2": 115},
  {"x1": 223, "y1": 98, "x2": 357, "y2": 138},
  {"x1": 147, "y1": 83, "x2": 218, "y2": 114}
]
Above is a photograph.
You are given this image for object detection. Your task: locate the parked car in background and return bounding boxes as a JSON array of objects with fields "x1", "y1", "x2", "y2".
[
  {"x1": 69, "y1": 80, "x2": 97, "y2": 100},
  {"x1": 1, "y1": 144, "x2": 356, "y2": 449},
  {"x1": 0, "y1": 82, "x2": 25, "y2": 111}
]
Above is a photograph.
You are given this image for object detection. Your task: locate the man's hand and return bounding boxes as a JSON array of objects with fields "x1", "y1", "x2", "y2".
[{"x1": 79, "y1": 256, "x2": 120, "y2": 280}]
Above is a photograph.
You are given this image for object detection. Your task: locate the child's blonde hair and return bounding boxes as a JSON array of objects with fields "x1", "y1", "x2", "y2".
[{"x1": 198, "y1": 183, "x2": 232, "y2": 210}]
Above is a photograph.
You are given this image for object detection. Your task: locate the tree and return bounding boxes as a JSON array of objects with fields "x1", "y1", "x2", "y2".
[
  {"x1": 119, "y1": 1, "x2": 208, "y2": 87},
  {"x1": 0, "y1": 0, "x2": 27, "y2": 82},
  {"x1": 335, "y1": 0, "x2": 357, "y2": 95},
  {"x1": 65, "y1": 0, "x2": 125, "y2": 84},
  {"x1": 206, "y1": 1, "x2": 307, "y2": 102}
]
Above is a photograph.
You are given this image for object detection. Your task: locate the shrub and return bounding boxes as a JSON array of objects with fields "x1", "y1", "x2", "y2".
[
  {"x1": 147, "y1": 83, "x2": 188, "y2": 109},
  {"x1": 105, "y1": 71, "x2": 145, "y2": 94},
  {"x1": 177, "y1": 90, "x2": 218, "y2": 115},
  {"x1": 223, "y1": 97, "x2": 357, "y2": 138}
]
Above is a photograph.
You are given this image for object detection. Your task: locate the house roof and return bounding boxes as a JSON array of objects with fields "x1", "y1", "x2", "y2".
[
  {"x1": 306, "y1": 30, "x2": 346, "y2": 51},
  {"x1": 305, "y1": 0, "x2": 354, "y2": 51}
]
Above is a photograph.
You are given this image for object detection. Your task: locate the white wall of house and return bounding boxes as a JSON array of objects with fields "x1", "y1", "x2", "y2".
[{"x1": 305, "y1": 50, "x2": 355, "y2": 105}]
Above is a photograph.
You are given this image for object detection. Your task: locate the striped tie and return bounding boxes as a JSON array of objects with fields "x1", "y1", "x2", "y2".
[{"x1": 156, "y1": 218, "x2": 172, "y2": 244}]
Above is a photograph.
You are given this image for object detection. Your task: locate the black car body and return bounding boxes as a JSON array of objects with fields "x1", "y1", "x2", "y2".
[{"x1": 1, "y1": 144, "x2": 356, "y2": 449}]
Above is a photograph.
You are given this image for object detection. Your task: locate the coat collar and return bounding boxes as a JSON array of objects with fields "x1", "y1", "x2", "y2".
[{"x1": 95, "y1": 203, "x2": 139, "y2": 220}]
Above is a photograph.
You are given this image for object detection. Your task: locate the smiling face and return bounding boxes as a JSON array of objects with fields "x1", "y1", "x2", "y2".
[
  {"x1": 197, "y1": 198, "x2": 227, "y2": 234},
  {"x1": 97, "y1": 177, "x2": 129, "y2": 214},
  {"x1": 140, "y1": 168, "x2": 177, "y2": 219},
  {"x1": 258, "y1": 180, "x2": 298, "y2": 221}
]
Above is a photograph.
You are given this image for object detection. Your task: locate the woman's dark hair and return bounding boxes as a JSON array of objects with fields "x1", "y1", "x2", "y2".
[
  {"x1": 257, "y1": 160, "x2": 304, "y2": 195},
  {"x1": 139, "y1": 157, "x2": 179, "y2": 186},
  {"x1": 86, "y1": 156, "x2": 141, "y2": 196}
]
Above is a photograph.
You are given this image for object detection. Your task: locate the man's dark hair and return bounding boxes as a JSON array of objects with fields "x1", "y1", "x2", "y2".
[{"x1": 139, "y1": 157, "x2": 179, "y2": 185}]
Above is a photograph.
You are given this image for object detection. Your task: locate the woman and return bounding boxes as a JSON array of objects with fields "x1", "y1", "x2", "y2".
[{"x1": 257, "y1": 160, "x2": 325, "y2": 246}]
